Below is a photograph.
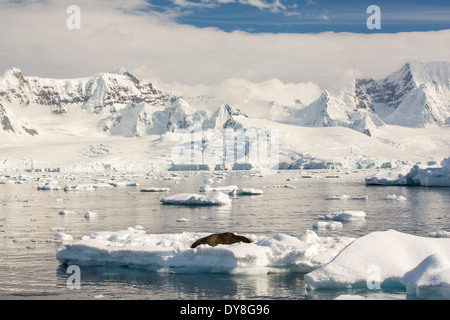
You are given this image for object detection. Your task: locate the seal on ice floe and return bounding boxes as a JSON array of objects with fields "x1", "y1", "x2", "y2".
[{"x1": 190, "y1": 232, "x2": 253, "y2": 248}]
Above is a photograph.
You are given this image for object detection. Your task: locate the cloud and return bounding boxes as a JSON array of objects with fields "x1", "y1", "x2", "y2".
[{"x1": 0, "y1": 0, "x2": 449, "y2": 99}]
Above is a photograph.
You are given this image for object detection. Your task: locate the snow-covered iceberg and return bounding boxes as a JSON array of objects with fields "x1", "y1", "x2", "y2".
[
  {"x1": 304, "y1": 230, "x2": 450, "y2": 293},
  {"x1": 318, "y1": 210, "x2": 366, "y2": 222},
  {"x1": 55, "y1": 227, "x2": 354, "y2": 274},
  {"x1": 401, "y1": 253, "x2": 450, "y2": 300},
  {"x1": 160, "y1": 192, "x2": 232, "y2": 206},
  {"x1": 365, "y1": 157, "x2": 450, "y2": 187},
  {"x1": 199, "y1": 185, "x2": 238, "y2": 192},
  {"x1": 229, "y1": 188, "x2": 264, "y2": 196},
  {"x1": 364, "y1": 165, "x2": 412, "y2": 186}
]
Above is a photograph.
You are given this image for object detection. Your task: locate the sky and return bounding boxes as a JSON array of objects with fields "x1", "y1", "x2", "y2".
[
  {"x1": 145, "y1": 0, "x2": 450, "y2": 33},
  {"x1": 0, "y1": 0, "x2": 449, "y2": 108}
]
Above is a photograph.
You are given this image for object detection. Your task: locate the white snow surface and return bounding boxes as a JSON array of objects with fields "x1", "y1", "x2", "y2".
[
  {"x1": 304, "y1": 230, "x2": 450, "y2": 291},
  {"x1": 55, "y1": 227, "x2": 354, "y2": 274}
]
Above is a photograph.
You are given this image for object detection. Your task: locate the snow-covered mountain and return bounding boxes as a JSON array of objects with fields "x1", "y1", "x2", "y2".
[
  {"x1": 285, "y1": 61, "x2": 450, "y2": 135},
  {"x1": 291, "y1": 90, "x2": 385, "y2": 136},
  {"x1": 354, "y1": 61, "x2": 450, "y2": 127},
  {"x1": 0, "y1": 61, "x2": 449, "y2": 138},
  {"x1": 0, "y1": 67, "x2": 170, "y2": 115},
  {"x1": 0, "y1": 101, "x2": 39, "y2": 136},
  {"x1": 105, "y1": 98, "x2": 208, "y2": 137}
]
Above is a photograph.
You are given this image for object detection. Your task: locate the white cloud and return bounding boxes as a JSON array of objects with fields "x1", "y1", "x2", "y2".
[{"x1": 0, "y1": 0, "x2": 449, "y2": 98}]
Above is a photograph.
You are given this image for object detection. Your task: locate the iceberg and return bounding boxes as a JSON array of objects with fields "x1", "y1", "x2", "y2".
[
  {"x1": 318, "y1": 210, "x2": 366, "y2": 222},
  {"x1": 229, "y1": 188, "x2": 264, "y2": 196},
  {"x1": 199, "y1": 185, "x2": 238, "y2": 192},
  {"x1": 160, "y1": 192, "x2": 232, "y2": 206},
  {"x1": 140, "y1": 187, "x2": 170, "y2": 192},
  {"x1": 364, "y1": 165, "x2": 412, "y2": 186},
  {"x1": 304, "y1": 230, "x2": 450, "y2": 292},
  {"x1": 313, "y1": 221, "x2": 343, "y2": 230},
  {"x1": 56, "y1": 227, "x2": 354, "y2": 274},
  {"x1": 401, "y1": 253, "x2": 450, "y2": 300},
  {"x1": 365, "y1": 157, "x2": 450, "y2": 187}
]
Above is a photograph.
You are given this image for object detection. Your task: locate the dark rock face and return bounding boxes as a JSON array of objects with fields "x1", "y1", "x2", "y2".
[{"x1": 190, "y1": 232, "x2": 254, "y2": 249}]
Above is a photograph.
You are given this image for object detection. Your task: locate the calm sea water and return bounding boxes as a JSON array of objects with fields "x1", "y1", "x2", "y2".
[{"x1": 0, "y1": 170, "x2": 449, "y2": 300}]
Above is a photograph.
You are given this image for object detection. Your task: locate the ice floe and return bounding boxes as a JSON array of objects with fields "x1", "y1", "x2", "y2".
[
  {"x1": 160, "y1": 192, "x2": 232, "y2": 206},
  {"x1": 313, "y1": 221, "x2": 343, "y2": 230},
  {"x1": 325, "y1": 195, "x2": 368, "y2": 200},
  {"x1": 400, "y1": 253, "x2": 450, "y2": 300},
  {"x1": 140, "y1": 187, "x2": 170, "y2": 192},
  {"x1": 318, "y1": 210, "x2": 366, "y2": 222},
  {"x1": 199, "y1": 185, "x2": 238, "y2": 192},
  {"x1": 55, "y1": 227, "x2": 354, "y2": 274},
  {"x1": 229, "y1": 188, "x2": 264, "y2": 196},
  {"x1": 304, "y1": 230, "x2": 450, "y2": 296},
  {"x1": 365, "y1": 157, "x2": 450, "y2": 187},
  {"x1": 384, "y1": 194, "x2": 407, "y2": 201}
]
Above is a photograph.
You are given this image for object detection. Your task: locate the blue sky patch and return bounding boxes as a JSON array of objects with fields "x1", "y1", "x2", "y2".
[{"x1": 143, "y1": 0, "x2": 450, "y2": 33}]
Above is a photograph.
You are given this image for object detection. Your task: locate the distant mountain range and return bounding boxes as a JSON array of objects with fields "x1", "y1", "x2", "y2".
[{"x1": 1, "y1": 61, "x2": 449, "y2": 137}]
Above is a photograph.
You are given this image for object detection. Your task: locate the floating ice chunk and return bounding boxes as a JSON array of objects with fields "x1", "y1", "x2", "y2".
[
  {"x1": 318, "y1": 210, "x2": 366, "y2": 222},
  {"x1": 140, "y1": 187, "x2": 170, "y2": 192},
  {"x1": 54, "y1": 233, "x2": 73, "y2": 245},
  {"x1": 92, "y1": 183, "x2": 114, "y2": 188},
  {"x1": 84, "y1": 211, "x2": 98, "y2": 219},
  {"x1": 313, "y1": 221, "x2": 343, "y2": 230},
  {"x1": 325, "y1": 195, "x2": 351, "y2": 200},
  {"x1": 385, "y1": 194, "x2": 407, "y2": 201},
  {"x1": 428, "y1": 230, "x2": 450, "y2": 238},
  {"x1": 64, "y1": 184, "x2": 94, "y2": 192},
  {"x1": 401, "y1": 253, "x2": 450, "y2": 300},
  {"x1": 199, "y1": 185, "x2": 238, "y2": 192},
  {"x1": 37, "y1": 180, "x2": 61, "y2": 191},
  {"x1": 58, "y1": 210, "x2": 75, "y2": 215},
  {"x1": 111, "y1": 182, "x2": 139, "y2": 187},
  {"x1": 304, "y1": 230, "x2": 450, "y2": 292},
  {"x1": 349, "y1": 195, "x2": 368, "y2": 201},
  {"x1": 365, "y1": 165, "x2": 412, "y2": 186},
  {"x1": 365, "y1": 157, "x2": 450, "y2": 187},
  {"x1": 273, "y1": 184, "x2": 296, "y2": 189},
  {"x1": 229, "y1": 188, "x2": 264, "y2": 196},
  {"x1": 161, "y1": 192, "x2": 232, "y2": 206}
]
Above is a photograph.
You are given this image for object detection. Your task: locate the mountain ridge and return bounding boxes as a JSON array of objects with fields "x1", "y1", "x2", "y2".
[{"x1": 0, "y1": 61, "x2": 449, "y2": 137}]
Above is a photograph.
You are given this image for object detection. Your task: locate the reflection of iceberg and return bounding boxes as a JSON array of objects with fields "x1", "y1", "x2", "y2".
[{"x1": 365, "y1": 157, "x2": 450, "y2": 186}]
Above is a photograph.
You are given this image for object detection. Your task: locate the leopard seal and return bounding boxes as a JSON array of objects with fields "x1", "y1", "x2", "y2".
[{"x1": 190, "y1": 232, "x2": 253, "y2": 248}]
